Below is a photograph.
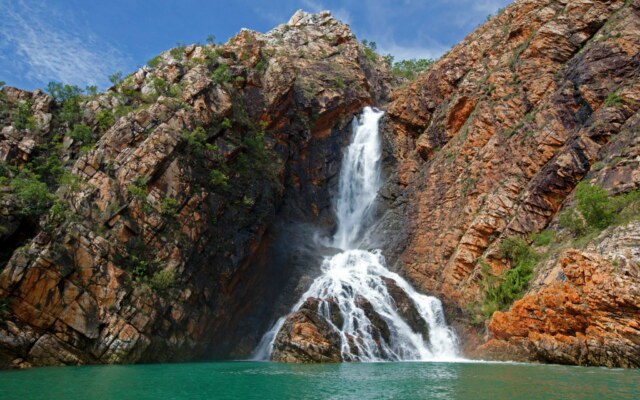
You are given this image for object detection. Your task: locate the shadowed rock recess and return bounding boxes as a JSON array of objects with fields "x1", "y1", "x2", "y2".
[{"x1": 1, "y1": 0, "x2": 639, "y2": 369}]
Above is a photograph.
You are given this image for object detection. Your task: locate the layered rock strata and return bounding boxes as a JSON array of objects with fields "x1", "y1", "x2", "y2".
[
  {"x1": 0, "y1": 11, "x2": 392, "y2": 368},
  {"x1": 377, "y1": 0, "x2": 640, "y2": 366}
]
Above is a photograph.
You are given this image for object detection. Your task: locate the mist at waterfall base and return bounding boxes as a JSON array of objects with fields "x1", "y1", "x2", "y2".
[{"x1": 253, "y1": 107, "x2": 459, "y2": 362}]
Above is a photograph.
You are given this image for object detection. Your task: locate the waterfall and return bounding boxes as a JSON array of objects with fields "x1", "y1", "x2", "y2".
[
  {"x1": 333, "y1": 107, "x2": 384, "y2": 250},
  {"x1": 253, "y1": 107, "x2": 459, "y2": 362}
]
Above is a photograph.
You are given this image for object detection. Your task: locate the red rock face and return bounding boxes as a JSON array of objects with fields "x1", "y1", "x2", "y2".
[
  {"x1": 477, "y1": 245, "x2": 640, "y2": 368},
  {"x1": 0, "y1": 11, "x2": 392, "y2": 368},
  {"x1": 378, "y1": 0, "x2": 640, "y2": 365}
]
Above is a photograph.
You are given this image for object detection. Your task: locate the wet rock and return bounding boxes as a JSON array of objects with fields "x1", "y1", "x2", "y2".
[
  {"x1": 324, "y1": 296, "x2": 344, "y2": 328},
  {"x1": 354, "y1": 295, "x2": 391, "y2": 345},
  {"x1": 381, "y1": 277, "x2": 429, "y2": 342},
  {"x1": 271, "y1": 298, "x2": 342, "y2": 363}
]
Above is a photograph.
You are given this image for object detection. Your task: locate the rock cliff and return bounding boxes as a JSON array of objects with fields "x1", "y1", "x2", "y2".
[
  {"x1": 378, "y1": 0, "x2": 640, "y2": 367},
  {"x1": 0, "y1": 10, "x2": 392, "y2": 368}
]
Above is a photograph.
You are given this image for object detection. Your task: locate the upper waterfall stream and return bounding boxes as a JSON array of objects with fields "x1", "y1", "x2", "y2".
[{"x1": 254, "y1": 107, "x2": 459, "y2": 362}]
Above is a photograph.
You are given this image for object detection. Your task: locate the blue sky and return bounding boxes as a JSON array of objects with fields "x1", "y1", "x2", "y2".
[{"x1": 0, "y1": 0, "x2": 512, "y2": 91}]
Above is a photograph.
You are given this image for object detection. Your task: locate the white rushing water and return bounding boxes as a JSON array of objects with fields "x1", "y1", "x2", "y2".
[{"x1": 253, "y1": 107, "x2": 459, "y2": 362}]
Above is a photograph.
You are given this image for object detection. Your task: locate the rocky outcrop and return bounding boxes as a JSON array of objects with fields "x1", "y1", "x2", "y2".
[
  {"x1": 376, "y1": 0, "x2": 640, "y2": 366},
  {"x1": 381, "y1": 277, "x2": 429, "y2": 342},
  {"x1": 271, "y1": 298, "x2": 342, "y2": 363},
  {"x1": 0, "y1": 10, "x2": 392, "y2": 368},
  {"x1": 477, "y1": 225, "x2": 640, "y2": 368}
]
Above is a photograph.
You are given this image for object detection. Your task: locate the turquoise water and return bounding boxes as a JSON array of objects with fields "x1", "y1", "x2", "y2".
[{"x1": 0, "y1": 361, "x2": 638, "y2": 399}]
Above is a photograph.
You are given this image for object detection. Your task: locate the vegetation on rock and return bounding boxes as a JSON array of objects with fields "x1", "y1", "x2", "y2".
[
  {"x1": 480, "y1": 238, "x2": 538, "y2": 318},
  {"x1": 559, "y1": 182, "x2": 640, "y2": 239}
]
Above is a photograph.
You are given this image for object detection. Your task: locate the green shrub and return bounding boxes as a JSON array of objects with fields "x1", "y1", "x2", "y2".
[
  {"x1": 243, "y1": 132, "x2": 265, "y2": 158},
  {"x1": 96, "y1": 110, "x2": 115, "y2": 133},
  {"x1": 530, "y1": 229, "x2": 555, "y2": 246},
  {"x1": 202, "y1": 46, "x2": 221, "y2": 63},
  {"x1": 391, "y1": 58, "x2": 435, "y2": 80},
  {"x1": 211, "y1": 63, "x2": 231, "y2": 84},
  {"x1": 85, "y1": 85, "x2": 98, "y2": 96},
  {"x1": 58, "y1": 171, "x2": 83, "y2": 194},
  {"x1": 151, "y1": 76, "x2": 170, "y2": 96},
  {"x1": 114, "y1": 105, "x2": 135, "y2": 118},
  {"x1": 109, "y1": 71, "x2": 123, "y2": 87},
  {"x1": 604, "y1": 92, "x2": 623, "y2": 107},
  {"x1": 558, "y1": 208, "x2": 588, "y2": 236},
  {"x1": 129, "y1": 256, "x2": 149, "y2": 283},
  {"x1": 60, "y1": 97, "x2": 83, "y2": 125},
  {"x1": 46, "y1": 82, "x2": 83, "y2": 102},
  {"x1": 610, "y1": 189, "x2": 640, "y2": 225},
  {"x1": 255, "y1": 58, "x2": 267, "y2": 72},
  {"x1": 333, "y1": 76, "x2": 345, "y2": 89},
  {"x1": 482, "y1": 237, "x2": 538, "y2": 317},
  {"x1": 210, "y1": 169, "x2": 228, "y2": 188},
  {"x1": 47, "y1": 82, "x2": 85, "y2": 125},
  {"x1": 221, "y1": 117, "x2": 232, "y2": 129},
  {"x1": 170, "y1": 44, "x2": 186, "y2": 60},
  {"x1": 160, "y1": 197, "x2": 180, "y2": 218},
  {"x1": 13, "y1": 100, "x2": 36, "y2": 130},
  {"x1": 127, "y1": 179, "x2": 147, "y2": 199},
  {"x1": 557, "y1": 183, "x2": 638, "y2": 237},
  {"x1": 575, "y1": 182, "x2": 615, "y2": 229},
  {"x1": 500, "y1": 237, "x2": 538, "y2": 265},
  {"x1": 168, "y1": 83, "x2": 183, "y2": 98},
  {"x1": 30, "y1": 152, "x2": 65, "y2": 186},
  {"x1": 127, "y1": 180, "x2": 152, "y2": 213},
  {"x1": 182, "y1": 127, "x2": 208, "y2": 155},
  {"x1": 242, "y1": 195, "x2": 255, "y2": 207},
  {"x1": 68, "y1": 124, "x2": 93, "y2": 144},
  {"x1": 127, "y1": 184, "x2": 147, "y2": 201},
  {"x1": 360, "y1": 39, "x2": 378, "y2": 62},
  {"x1": 11, "y1": 170, "x2": 55, "y2": 217},
  {"x1": 147, "y1": 55, "x2": 162, "y2": 68},
  {"x1": 45, "y1": 199, "x2": 69, "y2": 232},
  {"x1": 149, "y1": 268, "x2": 176, "y2": 291}
]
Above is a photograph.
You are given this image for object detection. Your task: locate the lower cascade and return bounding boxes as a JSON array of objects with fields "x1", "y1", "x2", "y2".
[{"x1": 253, "y1": 107, "x2": 459, "y2": 362}]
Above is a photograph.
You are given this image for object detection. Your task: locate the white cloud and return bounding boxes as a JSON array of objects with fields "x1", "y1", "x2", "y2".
[
  {"x1": 443, "y1": 0, "x2": 510, "y2": 28},
  {"x1": 301, "y1": 0, "x2": 351, "y2": 24},
  {"x1": 241, "y1": 0, "x2": 511, "y2": 62},
  {"x1": 301, "y1": 0, "x2": 324, "y2": 11},
  {"x1": 352, "y1": 0, "x2": 448, "y2": 60},
  {"x1": 471, "y1": 0, "x2": 509, "y2": 15},
  {"x1": 352, "y1": 0, "x2": 511, "y2": 60},
  {"x1": 0, "y1": 0, "x2": 130, "y2": 89},
  {"x1": 378, "y1": 41, "x2": 449, "y2": 61}
]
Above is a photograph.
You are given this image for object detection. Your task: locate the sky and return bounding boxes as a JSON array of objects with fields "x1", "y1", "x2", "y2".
[{"x1": 0, "y1": 0, "x2": 512, "y2": 91}]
